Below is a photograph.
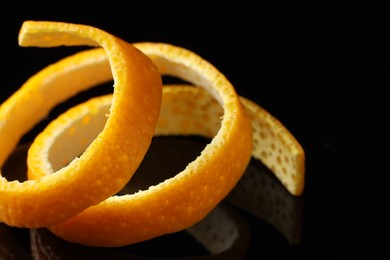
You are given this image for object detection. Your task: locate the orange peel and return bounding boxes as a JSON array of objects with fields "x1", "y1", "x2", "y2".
[
  {"x1": 29, "y1": 84, "x2": 304, "y2": 247},
  {"x1": 135, "y1": 45, "x2": 304, "y2": 196},
  {"x1": 1, "y1": 20, "x2": 305, "y2": 248},
  {"x1": 26, "y1": 41, "x2": 254, "y2": 246},
  {"x1": 26, "y1": 45, "x2": 304, "y2": 247},
  {"x1": 0, "y1": 21, "x2": 162, "y2": 227}
]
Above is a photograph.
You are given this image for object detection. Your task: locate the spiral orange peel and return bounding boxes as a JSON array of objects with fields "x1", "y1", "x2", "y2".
[
  {"x1": 0, "y1": 21, "x2": 162, "y2": 227},
  {"x1": 26, "y1": 38, "x2": 254, "y2": 246},
  {"x1": 0, "y1": 20, "x2": 305, "y2": 248},
  {"x1": 27, "y1": 46, "x2": 303, "y2": 247},
  {"x1": 29, "y1": 84, "x2": 304, "y2": 247}
]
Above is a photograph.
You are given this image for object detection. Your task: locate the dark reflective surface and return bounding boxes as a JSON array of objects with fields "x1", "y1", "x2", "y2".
[
  {"x1": 2, "y1": 135, "x2": 387, "y2": 259},
  {"x1": 1, "y1": 137, "x2": 289, "y2": 259},
  {"x1": 2, "y1": 3, "x2": 389, "y2": 259}
]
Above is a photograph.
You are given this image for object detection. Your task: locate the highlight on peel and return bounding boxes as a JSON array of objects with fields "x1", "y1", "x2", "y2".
[
  {"x1": 0, "y1": 21, "x2": 162, "y2": 227},
  {"x1": 27, "y1": 42, "x2": 254, "y2": 247}
]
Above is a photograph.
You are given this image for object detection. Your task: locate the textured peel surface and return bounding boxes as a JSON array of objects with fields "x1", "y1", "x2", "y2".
[
  {"x1": 27, "y1": 42, "x2": 254, "y2": 246},
  {"x1": 0, "y1": 21, "x2": 162, "y2": 227},
  {"x1": 1, "y1": 21, "x2": 304, "y2": 247}
]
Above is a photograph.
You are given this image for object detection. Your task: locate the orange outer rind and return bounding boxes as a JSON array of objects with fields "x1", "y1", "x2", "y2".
[
  {"x1": 154, "y1": 86, "x2": 305, "y2": 196},
  {"x1": 0, "y1": 21, "x2": 162, "y2": 227},
  {"x1": 27, "y1": 42, "x2": 254, "y2": 247}
]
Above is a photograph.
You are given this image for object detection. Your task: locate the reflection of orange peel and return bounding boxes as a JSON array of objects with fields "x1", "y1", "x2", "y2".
[
  {"x1": 0, "y1": 21, "x2": 163, "y2": 227},
  {"x1": 227, "y1": 158, "x2": 303, "y2": 244},
  {"x1": 0, "y1": 223, "x2": 31, "y2": 259},
  {"x1": 30, "y1": 203, "x2": 250, "y2": 259}
]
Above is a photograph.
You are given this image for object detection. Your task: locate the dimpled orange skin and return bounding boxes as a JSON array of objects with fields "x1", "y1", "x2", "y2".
[
  {"x1": 0, "y1": 21, "x2": 162, "y2": 227},
  {"x1": 154, "y1": 87, "x2": 305, "y2": 196},
  {"x1": 27, "y1": 42, "x2": 254, "y2": 247}
]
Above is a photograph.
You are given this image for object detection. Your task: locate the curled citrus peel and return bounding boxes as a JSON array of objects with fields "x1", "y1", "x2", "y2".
[
  {"x1": 155, "y1": 86, "x2": 305, "y2": 196},
  {"x1": 26, "y1": 46, "x2": 304, "y2": 247},
  {"x1": 26, "y1": 41, "x2": 254, "y2": 246},
  {"x1": 1, "y1": 20, "x2": 305, "y2": 247},
  {"x1": 0, "y1": 21, "x2": 162, "y2": 227},
  {"x1": 29, "y1": 84, "x2": 305, "y2": 247}
]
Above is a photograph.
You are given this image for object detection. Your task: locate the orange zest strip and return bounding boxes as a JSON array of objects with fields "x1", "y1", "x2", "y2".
[
  {"x1": 240, "y1": 97, "x2": 305, "y2": 195},
  {"x1": 154, "y1": 86, "x2": 305, "y2": 196},
  {"x1": 27, "y1": 42, "x2": 254, "y2": 247},
  {"x1": 0, "y1": 21, "x2": 162, "y2": 227}
]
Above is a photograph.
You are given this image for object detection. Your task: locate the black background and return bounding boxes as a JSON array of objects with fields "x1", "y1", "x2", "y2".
[{"x1": 1, "y1": 2, "x2": 389, "y2": 259}]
